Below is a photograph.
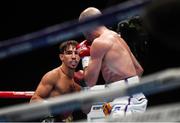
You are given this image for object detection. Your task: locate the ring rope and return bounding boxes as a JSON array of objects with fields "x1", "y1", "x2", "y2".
[
  {"x1": 0, "y1": 68, "x2": 180, "y2": 121},
  {"x1": 0, "y1": 91, "x2": 34, "y2": 98},
  {"x1": 0, "y1": 0, "x2": 151, "y2": 60}
]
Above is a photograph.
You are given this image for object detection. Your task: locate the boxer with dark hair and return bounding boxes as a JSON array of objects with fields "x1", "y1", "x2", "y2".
[{"x1": 30, "y1": 40, "x2": 84, "y2": 122}]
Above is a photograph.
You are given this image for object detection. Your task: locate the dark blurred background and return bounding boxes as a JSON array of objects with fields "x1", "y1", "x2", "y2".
[{"x1": 0, "y1": 0, "x2": 180, "y2": 121}]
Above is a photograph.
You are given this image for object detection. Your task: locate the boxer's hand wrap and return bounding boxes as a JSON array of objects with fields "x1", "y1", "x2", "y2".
[
  {"x1": 82, "y1": 56, "x2": 91, "y2": 69},
  {"x1": 74, "y1": 70, "x2": 85, "y2": 86}
]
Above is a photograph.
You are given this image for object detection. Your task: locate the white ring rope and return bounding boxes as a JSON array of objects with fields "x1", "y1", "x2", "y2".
[{"x1": 0, "y1": 67, "x2": 180, "y2": 121}]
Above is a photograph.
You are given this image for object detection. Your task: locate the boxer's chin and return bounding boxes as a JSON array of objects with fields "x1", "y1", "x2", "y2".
[{"x1": 69, "y1": 64, "x2": 77, "y2": 69}]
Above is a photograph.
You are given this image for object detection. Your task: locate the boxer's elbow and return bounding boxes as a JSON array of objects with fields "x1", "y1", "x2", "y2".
[
  {"x1": 139, "y1": 67, "x2": 144, "y2": 76},
  {"x1": 85, "y1": 77, "x2": 96, "y2": 87},
  {"x1": 136, "y1": 65, "x2": 144, "y2": 77},
  {"x1": 30, "y1": 95, "x2": 43, "y2": 103},
  {"x1": 84, "y1": 71, "x2": 97, "y2": 87}
]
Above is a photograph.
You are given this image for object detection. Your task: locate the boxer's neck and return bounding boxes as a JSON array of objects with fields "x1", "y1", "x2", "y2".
[{"x1": 60, "y1": 66, "x2": 74, "y2": 78}]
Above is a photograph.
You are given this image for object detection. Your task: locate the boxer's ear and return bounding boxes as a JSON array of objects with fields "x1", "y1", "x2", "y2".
[{"x1": 59, "y1": 54, "x2": 64, "y2": 61}]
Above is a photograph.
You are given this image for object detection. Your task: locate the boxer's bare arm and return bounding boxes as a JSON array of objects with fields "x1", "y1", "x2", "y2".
[
  {"x1": 30, "y1": 73, "x2": 54, "y2": 102},
  {"x1": 84, "y1": 39, "x2": 109, "y2": 87}
]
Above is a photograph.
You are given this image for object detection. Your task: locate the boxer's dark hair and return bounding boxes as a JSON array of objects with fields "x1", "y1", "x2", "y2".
[{"x1": 59, "y1": 40, "x2": 78, "y2": 54}]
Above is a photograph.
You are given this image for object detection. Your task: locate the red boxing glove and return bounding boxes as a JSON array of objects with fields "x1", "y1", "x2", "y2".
[
  {"x1": 76, "y1": 40, "x2": 90, "y2": 57},
  {"x1": 76, "y1": 40, "x2": 91, "y2": 69},
  {"x1": 74, "y1": 70, "x2": 84, "y2": 84}
]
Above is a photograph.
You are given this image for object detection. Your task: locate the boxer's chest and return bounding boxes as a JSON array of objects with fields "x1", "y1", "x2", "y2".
[{"x1": 55, "y1": 78, "x2": 74, "y2": 94}]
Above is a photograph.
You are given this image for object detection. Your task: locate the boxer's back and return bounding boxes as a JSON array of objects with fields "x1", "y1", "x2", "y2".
[{"x1": 99, "y1": 31, "x2": 137, "y2": 83}]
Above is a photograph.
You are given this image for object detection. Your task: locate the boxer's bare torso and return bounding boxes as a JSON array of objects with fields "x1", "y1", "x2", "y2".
[{"x1": 91, "y1": 30, "x2": 143, "y2": 84}]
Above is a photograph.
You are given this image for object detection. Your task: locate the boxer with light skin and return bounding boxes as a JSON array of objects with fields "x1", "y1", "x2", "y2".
[
  {"x1": 30, "y1": 40, "x2": 84, "y2": 122},
  {"x1": 77, "y1": 7, "x2": 143, "y2": 86},
  {"x1": 77, "y1": 7, "x2": 147, "y2": 119}
]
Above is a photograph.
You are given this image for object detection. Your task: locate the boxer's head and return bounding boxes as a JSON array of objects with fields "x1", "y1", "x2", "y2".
[
  {"x1": 79, "y1": 7, "x2": 104, "y2": 42},
  {"x1": 59, "y1": 40, "x2": 80, "y2": 69},
  {"x1": 79, "y1": 7, "x2": 102, "y2": 22}
]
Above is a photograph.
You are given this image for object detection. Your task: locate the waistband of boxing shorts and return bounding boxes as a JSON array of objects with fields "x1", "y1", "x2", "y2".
[
  {"x1": 85, "y1": 76, "x2": 139, "y2": 91},
  {"x1": 106, "y1": 76, "x2": 140, "y2": 88}
]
